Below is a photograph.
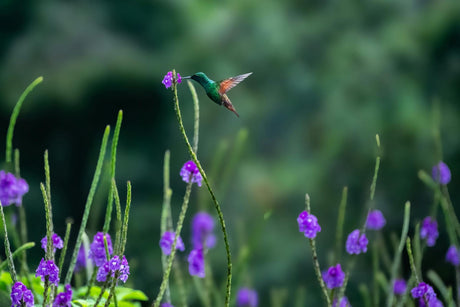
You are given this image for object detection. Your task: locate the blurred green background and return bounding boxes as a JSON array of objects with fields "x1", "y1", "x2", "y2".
[{"x1": 1, "y1": 0, "x2": 460, "y2": 305}]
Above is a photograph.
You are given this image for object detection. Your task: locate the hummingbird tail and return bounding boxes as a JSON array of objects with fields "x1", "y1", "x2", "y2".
[{"x1": 222, "y1": 95, "x2": 239, "y2": 117}]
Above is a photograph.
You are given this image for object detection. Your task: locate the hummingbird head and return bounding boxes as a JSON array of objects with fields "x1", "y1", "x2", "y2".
[{"x1": 190, "y1": 72, "x2": 211, "y2": 85}]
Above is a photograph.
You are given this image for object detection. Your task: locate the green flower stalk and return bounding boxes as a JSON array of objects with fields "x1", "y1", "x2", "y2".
[
  {"x1": 65, "y1": 125, "x2": 110, "y2": 285},
  {"x1": 168, "y1": 69, "x2": 233, "y2": 306}
]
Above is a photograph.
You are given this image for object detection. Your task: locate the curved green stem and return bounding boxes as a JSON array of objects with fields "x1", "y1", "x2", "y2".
[{"x1": 172, "y1": 70, "x2": 232, "y2": 306}]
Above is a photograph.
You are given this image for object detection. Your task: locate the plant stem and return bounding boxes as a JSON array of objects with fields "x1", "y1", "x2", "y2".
[
  {"x1": 65, "y1": 126, "x2": 110, "y2": 285},
  {"x1": 172, "y1": 70, "x2": 233, "y2": 307},
  {"x1": 305, "y1": 194, "x2": 331, "y2": 306},
  {"x1": 386, "y1": 201, "x2": 411, "y2": 307},
  {"x1": 153, "y1": 181, "x2": 193, "y2": 307},
  {"x1": 0, "y1": 203, "x2": 17, "y2": 283},
  {"x1": 6, "y1": 76, "x2": 43, "y2": 164}
]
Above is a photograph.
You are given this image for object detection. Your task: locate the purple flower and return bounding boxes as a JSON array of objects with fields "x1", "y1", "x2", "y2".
[
  {"x1": 162, "y1": 71, "x2": 173, "y2": 88},
  {"x1": 35, "y1": 258, "x2": 59, "y2": 286},
  {"x1": 0, "y1": 170, "x2": 29, "y2": 207},
  {"x1": 41, "y1": 233, "x2": 64, "y2": 253},
  {"x1": 366, "y1": 209, "x2": 386, "y2": 230},
  {"x1": 297, "y1": 210, "x2": 321, "y2": 239},
  {"x1": 420, "y1": 217, "x2": 439, "y2": 247},
  {"x1": 162, "y1": 71, "x2": 182, "y2": 89},
  {"x1": 160, "y1": 304, "x2": 174, "y2": 307},
  {"x1": 236, "y1": 287, "x2": 258, "y2": 307},
  {"x1": 119, "y1": 255, "x2": 130, "y2": 283},
  {"x1": 97, "y1": 255, "x2": 130, "y2": 283},
  {"x1": 432, "y1": 161, "x2": 451, "y2": 185},
  {"x1": 346, "y1": 229, "x2": 368, "y2": 255},
  {"x1": 180, "y1": 160, "x2": 202, "y2": 187},
  {"x1": 89, "y1": 232, "x2": 113, "y2": 267},
  {"x1": 446, "y1": 245, "x2": 460, "y2": 266},
  {"x1": 393, "y1": 279, "x2": 407, "y2": 295},
  {"x1": 188, "y1": 249, "x2": 205, "y2": 278},
  {"x1": 411, "y1": 282, "x2": 440, "y2": 306},
  {"x1": 53, "y1": 284, "x2": 72, "y2": 307},
  {"x1": 332, "y1": 297, "x2": 351, "y2": 307},
  {"x1": 11, "y1": 281, "x2": 34, "y2": 307},
  {"x1": 75, "y1": 245, "x2": 87, "y2": 272},
  {"x1": 192, "y1": 212, "x2": 216, "y2": 249},
  {"x1": 322, "y1": 264, "x2": 345, "y2": 289},
  {"x1": 96, "y1": 261, "x2": 110, "y2": 282},
  {"x1": 160, "y1": 231, "x2": 185, "y2": 255}
]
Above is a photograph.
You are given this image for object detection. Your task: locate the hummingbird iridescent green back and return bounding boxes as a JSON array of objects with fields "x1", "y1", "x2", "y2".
[{"x1": 186, "y1": 72, "x2": 252, "y2": 117}]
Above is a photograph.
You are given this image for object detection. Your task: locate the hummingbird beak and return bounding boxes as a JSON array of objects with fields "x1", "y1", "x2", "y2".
[{"x1": 182, "y1": 76, "x2": 191, "y2": 79}]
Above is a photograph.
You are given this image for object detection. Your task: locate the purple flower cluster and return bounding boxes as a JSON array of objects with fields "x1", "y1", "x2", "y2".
[
  {"x1": 180, "y1": 161, "x2": 203, "y2": 187},
  {"x1": 36, "y1": 258, "x2": 60, "y2": 286},
  {"x1": 411, "y1": 282, "x2": 442, "y2": 306},
  {"x1": 192, "y1": 212, "x2": 216, "y2": 249},
  {"x1": 11, "y1": 282, "x2": 34, "y2": 307},
  {"x1": 41, "y1": 233, "x2": 64, "y2": 253},
  {"x1": 332, "y1": 297, "x2": 351, "y2": 307},
  {"x1": 446, "y1": 245, "x2": 460, "y2": 266},
  {"x1": 393, "y1": 279, "x2": 407, "y2": 295},
  {"x1": 420, "y1": 217, "x2": 439, "y2": 247},
  {"x1": 187, "y1": 248, "x2": 205, "y2": 278},
  {"x1": 297, "y1": 210, "x2": 321, "y2": 239},
  {"x1": 322, "y1": 264, "x2": 345, "y2": 289},
  {"x1": 236, "y1": 287, "x2": 258, "y2": 307},
  {"x1": 162, "y1": 71, "x2": 182, "y2": 89},
  {"x1": 89, "y1": 232, "x2": 113, "y2": 267},
  {"x1": 0, "y1": 170, "x2": 28, "y2": 207},
  {"x1": 160, "y1": 303, "x2": 174, "y2": 307},
  {"x1": 346, "y1": 230, "x2": 368, "y2": 255},
  {"x1": 432, "y1": 161, "x2": 451, "y2": 185},
  {"x1": 366, "y1": 210, "x2": 386, "y2": 230},
  {"x1": 53, "y1": 284, "x2": 72, "y2": 307},
  {"x1": 159, "y1": 231, "x2": 185, "y2": 255},
  {"x1": 97, "y1": 255, "x2": 130, "y2": 283}
]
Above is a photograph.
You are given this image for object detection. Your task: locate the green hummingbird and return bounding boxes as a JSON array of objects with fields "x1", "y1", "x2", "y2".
[{"x1": 183, "y1": 72, "x2": 252, "y2": 117}]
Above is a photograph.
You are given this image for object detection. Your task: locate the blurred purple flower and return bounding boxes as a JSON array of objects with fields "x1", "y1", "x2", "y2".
[
  {"x1": 322, "y1": 264, "x2": 345, "y2": 289},
  {"x1": 41, "y1": 233, "x2": 64, "y2": 253},
  {"x1": 366, "y1": 210, "x2": 386, "y2": 230},
  {"x1": 446, "y1": 245, "x2": 460, "y2": 266},
  {"x1": 188, "y1": 249, "x2": 205, "y2": 278},
  {"x1": 420, "y1": 217, "x2": 439, "y2": 247},
  {"x1": 297, "y1": 210, "x2": 321, "y2": 239},
  {"x1": 180, "y1": 160, "x2": 202, "y2": 187},
  {"x1": 332, "y1": 297, "x2": 351, "y2": 307},
  {"x1": 89, "y1": 232, "x2": 113, "y2": 267},
  {"x1": 160, "y1": 231, "x2": 185, "y2": 255},
  {"x1": 11, "y1": 281, "x2": 34, "y2": 307},
  {"x1": 393, "y1": 279, "x2": 407, "y2": 295},
  {"x1": 75, "y1": 245, "x2": 87, "y2": 272},
  {"x1": 411, "y1": 282, "x2": 441, "y2": 307},
  {"x1": 236, "y1": 287, "x2": 258, "y2": 307},
  {"x1": 162, "y1": 71, "x2": 173, "y2": 89},
  {"x1": 0, "y1": 170, "x2": 28, "y2": 207},
  {"x1": 36, "y1": 258, "x2": 59, "y2": 286},
  {"x1": 53, "y1": 284, "x2": 72, "y2": 307},
  {"x1": 346, "y1": 229, "x2": 368, "y2": 255},
  {"x1": 160, "y1": 304, "x2": 174, "y2": 307},
  {"x1": 432, "y1": 161, "x2": 451, "y2": 185},
  {"x1": 192, "y1": 212, "x2": 216, "y2": 249}
]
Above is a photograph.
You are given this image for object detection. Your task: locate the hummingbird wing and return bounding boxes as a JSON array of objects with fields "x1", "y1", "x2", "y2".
[{"x1": 218, "y1": 72, "x2": 252, "y2": 95}]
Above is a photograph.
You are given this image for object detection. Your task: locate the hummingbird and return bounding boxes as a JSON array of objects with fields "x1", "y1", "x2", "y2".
[{"x1": 183, "y1": 72, "x2": 252, "y2": 117}]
